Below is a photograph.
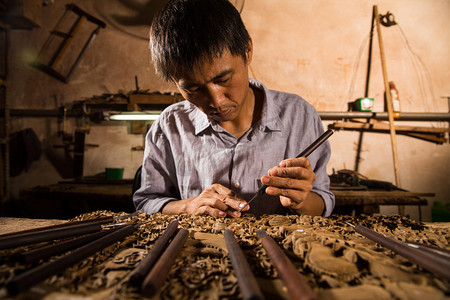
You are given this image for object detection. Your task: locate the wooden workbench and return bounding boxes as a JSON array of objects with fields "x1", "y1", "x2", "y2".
[
  {"x1": 19, "y1": 180, "x2": 432, "y2": 220},
  {"x1": 332, "y1": 189, "x2": 431, "y2": 216},
  {"x1": 19, "y1": 180, "x2": 135, "y2": 219}
]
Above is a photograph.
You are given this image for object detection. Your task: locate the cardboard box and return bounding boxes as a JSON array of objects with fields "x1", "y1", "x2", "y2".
[{"x1": 352, "y1": 97, "x2": 374, "y2": 112}]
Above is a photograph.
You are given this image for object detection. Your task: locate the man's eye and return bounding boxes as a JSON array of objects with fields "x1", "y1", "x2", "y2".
[
  {"x1": 185, "y1": 87, "x2": 200, "y2": 93},
  {"x1": 216, "y1": 77, "x2": 229, "y2": 84}
]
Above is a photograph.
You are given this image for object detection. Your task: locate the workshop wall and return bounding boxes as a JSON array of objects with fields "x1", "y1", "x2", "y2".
[{"x1": 6, "y1": 0, "x2": 449, "y2": 221}]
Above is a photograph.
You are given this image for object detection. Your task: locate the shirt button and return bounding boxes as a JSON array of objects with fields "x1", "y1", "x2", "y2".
[{"x1": 234, "y1": 182, "x2": 240, "y2": 188}]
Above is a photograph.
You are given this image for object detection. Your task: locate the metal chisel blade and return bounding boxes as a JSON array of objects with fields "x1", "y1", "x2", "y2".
[{"x1": 237, "y1": 192, "x2": 259, "y2": 213}]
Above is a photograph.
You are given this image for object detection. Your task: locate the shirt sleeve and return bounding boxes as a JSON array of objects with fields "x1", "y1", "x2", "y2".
[{"x1": 132, "y1": 120, "x2": 180, "y2": 214}]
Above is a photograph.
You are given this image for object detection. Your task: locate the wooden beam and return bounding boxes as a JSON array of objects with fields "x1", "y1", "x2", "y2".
[
  {"x1": 330, "y1": 121, "x2": 450, "y2": 133},
  {"x1": 374, "y1": 5, "x2": 401, "y2": 189}
]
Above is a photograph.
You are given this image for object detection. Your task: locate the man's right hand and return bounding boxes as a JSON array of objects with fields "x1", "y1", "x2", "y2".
[{"x1": 162, "y1": 183, "x2": 249, "y2": 218}]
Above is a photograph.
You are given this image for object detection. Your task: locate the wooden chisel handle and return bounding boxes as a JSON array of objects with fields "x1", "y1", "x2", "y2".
[
  {"x1": 260, "y1": 235, "x2": 317, "y2": 300},
  {"x1": 15, "y1": 225, "x2": 126, "y2": 264},
  {"x1": 354, "y1": 224, "x2": 450, "y2": 281},
  {"x1": 7, "y1": 223, "x2": 138, "y2": 295},
  {"x1": 141, "y1": 229, "x2": 189, "y2": 297},
  {"x1": 129, "y1": 220, "x2": 179, "y2": 286},
  {"x1": 0, "y1": 216, "x2": 113, "y2": 239},
  {"x1": 224, "y1": 229, "x2": 265, "y2": 300},
  {"x1": 0, "y1": 222, "x2": 105, "y2": 250}
]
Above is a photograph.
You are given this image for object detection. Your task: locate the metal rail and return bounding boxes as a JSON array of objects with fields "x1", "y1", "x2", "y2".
[{"x1": 6, "y1": 109, "x2": 450, "y2": 121}]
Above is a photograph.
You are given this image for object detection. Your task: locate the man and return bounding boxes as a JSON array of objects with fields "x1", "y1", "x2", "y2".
[{"x1": 133, "y1": 0, "x2": 335, "y2": 218}]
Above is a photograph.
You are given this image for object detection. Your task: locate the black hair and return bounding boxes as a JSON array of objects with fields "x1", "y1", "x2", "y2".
[{"x1": 149, "y1": 0, "x2": 251, "y2": 81}]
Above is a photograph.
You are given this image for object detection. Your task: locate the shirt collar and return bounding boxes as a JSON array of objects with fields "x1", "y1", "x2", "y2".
[
  {"x1": 191, "y1": 78, "x2": 283, "y2": 136},
  {"x1": 250, "y1": 78, "x2": 283, "y2": 132},
  {"x1": 190, "y1": 104, "x2": 212, "y2": 135}
]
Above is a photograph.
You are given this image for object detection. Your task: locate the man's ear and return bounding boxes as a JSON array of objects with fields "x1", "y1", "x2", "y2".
[{"x1": 246, "y1": 39, "x2": 253, "y2": 65}]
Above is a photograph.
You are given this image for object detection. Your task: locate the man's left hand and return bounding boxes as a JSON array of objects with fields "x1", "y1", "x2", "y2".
[{"x1": 261, "y1": 157, "x2": 324, "y2": 215}]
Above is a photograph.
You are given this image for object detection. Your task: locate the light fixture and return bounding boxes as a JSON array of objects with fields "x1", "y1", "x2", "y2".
[{"x1": 108, "y1": 112, "x2": 161, "y2": 121}]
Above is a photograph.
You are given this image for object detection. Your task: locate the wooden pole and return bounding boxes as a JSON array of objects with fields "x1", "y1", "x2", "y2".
[
  {"x1": 374, "y1": 6, "x2": 402, "y2": 191},
  {"x1": 355, "y1": 9, "x2": 376, "y2": 171}
]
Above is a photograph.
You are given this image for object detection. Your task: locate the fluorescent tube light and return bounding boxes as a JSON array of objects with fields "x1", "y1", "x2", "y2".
[{"x1": 109, "y1": 112, "x2": 160, "y2": 121}]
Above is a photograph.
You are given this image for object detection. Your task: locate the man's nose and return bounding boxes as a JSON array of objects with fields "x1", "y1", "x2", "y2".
[{"x1": 205, "y1": 84, "x2": 224, "y2": 109}]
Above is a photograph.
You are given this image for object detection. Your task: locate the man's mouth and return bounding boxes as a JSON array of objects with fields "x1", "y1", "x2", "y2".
[
  {"x1": 209, "y1": 107, "x2": 234, "y2": 119},
  {"x1": 214, "y1": 108, "x2": 232, "y2": 117}
]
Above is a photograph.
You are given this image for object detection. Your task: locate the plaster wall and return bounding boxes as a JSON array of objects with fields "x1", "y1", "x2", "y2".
[{"x1": 6, "y1": 0, "x2": 449, "y2": 221}]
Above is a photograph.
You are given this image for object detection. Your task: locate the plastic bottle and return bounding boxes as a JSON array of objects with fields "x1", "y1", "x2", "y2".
[{"x1": 387, "y1": 81, "x2": 401, "y2": 118}]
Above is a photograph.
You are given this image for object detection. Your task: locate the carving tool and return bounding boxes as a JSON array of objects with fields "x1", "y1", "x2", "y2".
[
  {"x1": 345, "y1": 221, "x2": 450, "y2": 281},
  {"x1": 6, "y1": 223, "x2": 139, "y2": 296},
  {"x1": 256, "y1": 230, "x2": 317, "y2": 300},
  {"x1": 129, "y1": 220, "x2": 179, "y2": 286},
  {"x1": 0, "y1": 220, "x2": 130, "y2": 250},
  {"x1": 141, "y1": 228, "x2": 189, "y2": 297},
  {"x1": 14, "y1": 224, "x2": 128, "y2": 264},
  {"x1": 239, "y1": 129, "x2": 333, "y2": 213},
  {"x1": 224, "y1": 229, "x2": 265, "y2": 300},
  {"x1": 0, "y1": 213, "x2": 137, "y2": 250},
  {"x1": 0, "y1": 212, "x2": 137, "y2": 239},
  {"x1": 404, "y1": 240, "x2": 450, "y2": 259}
]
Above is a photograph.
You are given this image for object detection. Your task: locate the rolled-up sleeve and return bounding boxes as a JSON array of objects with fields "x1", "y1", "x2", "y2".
[{"x1": 133, "y1": 120, "x2": 179, "y2": 214}]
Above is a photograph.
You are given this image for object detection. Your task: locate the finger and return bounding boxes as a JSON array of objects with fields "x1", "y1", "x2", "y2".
[
  {"x1": 205, "y1": 185, "x2": 238, "y2": 201},
  {"x1": 263, "y1": 175, "x2": 300, "y2": 190},
  {"x1": 266, "y1": 186, "x2": 309, "y2": 204},
  {"x1": 211, "y1": 183, "x2": 235, "y2": 196},
  {"x1": 279, "y1": 195, "x2": 298, "y2": 208},
  {"x1": 223, "y1": 196, "x2": 249, "y2": 212},
  {"x1": 268, "y1": 166, "x2": 314, "y2": 181},
  {"x1": 196, "y1": 191, "x2": 230, "y2": 211},
  {"x1": 201, "y1": 188, "x2": 233, "y2": 209},
  {"x1": 225, "y1": 209, "x2": 242, "y2": 218},
  {"x1": 278, "y1": 157, "x2": 311, "y2": 168},
  {"x1": 209, "y1": 197, "x2": 230, "y2": 211},
  {"x1": 208, "y1": 184, "x2": 248, "y2": 211},
  {"x1": 202, "y1": 206, "x2": 227, "y2": 218},
  {"x1": 262, "y1": 174, "x2": 314, "y2": 191}
]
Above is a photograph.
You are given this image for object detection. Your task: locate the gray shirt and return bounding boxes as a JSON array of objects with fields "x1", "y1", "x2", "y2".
[{"x1": 133, "y1": 78, "x2": 335, "y2": 217}]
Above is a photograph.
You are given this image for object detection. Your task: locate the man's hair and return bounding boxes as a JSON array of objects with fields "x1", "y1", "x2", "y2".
[{"x1": 149, "y1": 0, "x2": 251, "y2": 81}]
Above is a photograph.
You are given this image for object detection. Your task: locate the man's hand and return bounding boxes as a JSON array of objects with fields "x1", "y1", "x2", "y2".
[
  {"x1": 261, "y1": 157, "x2": 324, "y2": 216},
  {"x1": 162, "y1": 183, "x2": 249, "y2": 218}
]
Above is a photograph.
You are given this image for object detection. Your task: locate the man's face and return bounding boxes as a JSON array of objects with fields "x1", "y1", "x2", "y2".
[{"x1": 173, "y1": 45, "x2": 253, "y2": 124}]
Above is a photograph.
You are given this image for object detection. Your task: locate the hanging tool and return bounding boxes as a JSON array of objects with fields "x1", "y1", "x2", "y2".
[{"x1": 379, "y1": 11, "x2": 397, "y2": 27}]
